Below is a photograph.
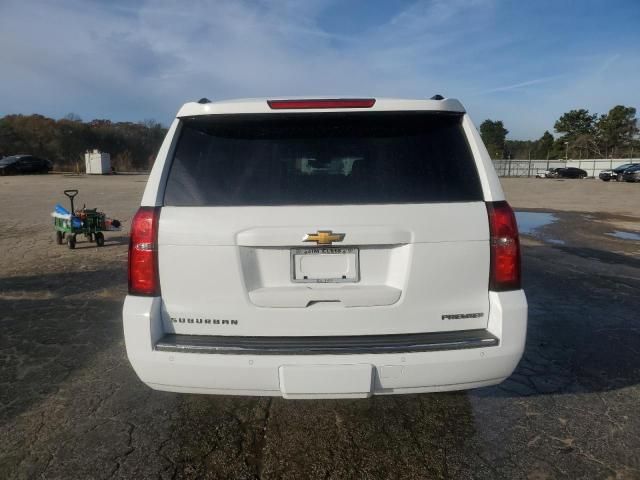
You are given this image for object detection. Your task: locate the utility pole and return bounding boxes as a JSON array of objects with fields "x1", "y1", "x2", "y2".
[{"x1": 564, "y1": 141, "x2": 569, "y2": 161}]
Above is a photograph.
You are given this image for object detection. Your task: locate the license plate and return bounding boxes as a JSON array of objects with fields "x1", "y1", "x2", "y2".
[{"x1": 291, "y1": 247, "x2": 360, "y2": 283}]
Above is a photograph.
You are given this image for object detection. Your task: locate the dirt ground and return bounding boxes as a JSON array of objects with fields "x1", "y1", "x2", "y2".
[
  {"x1": 0, "y1": 174, "x2": 639, "y2": 479},
  {"x1": 502, "y1": 177, "x2": 640, "y2": 216}
]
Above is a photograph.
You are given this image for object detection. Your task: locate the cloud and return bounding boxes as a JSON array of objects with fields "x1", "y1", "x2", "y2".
[
  {"x1": 0, "y1": 0, "x2": 638, "y2": 139},
  {"x1": 0, "y1": 0, "x2": 495, "y2": 118},
  {"x1": 478, "y1": 75, "x2": 562, "y2": 94}
]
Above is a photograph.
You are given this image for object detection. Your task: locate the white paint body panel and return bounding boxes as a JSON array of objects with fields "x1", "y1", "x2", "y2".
[
  {"x1": 156, "y1": 203, "x2": 491, "y2": 336},
  {"x1": 124, "y1": 96, "x2": 528, "y2": 398},
  {"x1": 279, "y1": 364, "x2": 374, "y2": 399},
  {"x1": 176, "y1": 97, "x2": 465, "y2": 118},
  {"x1": 123, "y1": 291, "x2": 527, "y2": 396}
]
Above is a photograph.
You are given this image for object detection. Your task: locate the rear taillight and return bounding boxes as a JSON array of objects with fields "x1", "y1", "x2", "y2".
[
  {"x1": 487, "y1": 201, "x2": 521, "y2": 291},
  {"x1": 267, "y1": 98, "x2": 376, "y2": 109},
  {"x1": 128, "y1": 207, "x2": 160, "y2": 296}
]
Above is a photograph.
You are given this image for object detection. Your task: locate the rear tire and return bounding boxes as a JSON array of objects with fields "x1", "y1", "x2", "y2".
[
  {"x1": 68, "y1": 235, "x2": 76, "y2": 249},
  {"x1": 55, "y1": 231, "x2": 63, "y2": 245},
  {"x1": 95, "y1": 232, "x2": 105, "y2": 247}
]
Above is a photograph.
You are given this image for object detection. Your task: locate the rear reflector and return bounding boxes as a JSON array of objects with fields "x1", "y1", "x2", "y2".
[
  {"x1": 128, "y1": 207, "x2": 161, "y2": 296},
  {"x1": 486, "y1": 201, "x2": 521, "y2": 291},
  {"x1": 267, "y1": 98, "x2": 376, "y2": 109}
]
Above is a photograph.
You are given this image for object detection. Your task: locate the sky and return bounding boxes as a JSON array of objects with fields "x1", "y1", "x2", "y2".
[{"x1": 0, "y1": 0, "x2": 639, "y2": 139}]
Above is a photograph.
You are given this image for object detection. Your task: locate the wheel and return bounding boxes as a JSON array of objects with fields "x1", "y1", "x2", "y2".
[
  {"x1": 55, "y1": 231, "x2": 63, "y2": 245},
  {"x1": 616, "y1": 174, "x2": 623, "y2": 182},
  {"x1": 579, "y1": 174, "x2": 586, "y2": 179},
  {"x1": 95, "y1": 232, "x2": 104, "y2": 247},
  {"x1": 601, "y1": 178, "x2": 610, "y2": 182},
  {"x1": 68, "y1": 234, "x2": 76, "y2": 249}
]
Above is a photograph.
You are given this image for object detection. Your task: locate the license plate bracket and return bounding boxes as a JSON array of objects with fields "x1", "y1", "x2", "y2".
[{"x1": 290, "y1": 247, "x2": 360, "y2": 283}]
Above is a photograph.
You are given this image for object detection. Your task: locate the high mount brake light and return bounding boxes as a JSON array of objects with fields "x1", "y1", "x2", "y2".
[
  {"x1": 267, "y1": 99, "x2": 376, "y2": 109},
  {"x1": 486, "y1": 201, "x2": 521, "y2": 291},
  {"x1": 128, "y1": 207, "x2": 161, "y2": 296}
]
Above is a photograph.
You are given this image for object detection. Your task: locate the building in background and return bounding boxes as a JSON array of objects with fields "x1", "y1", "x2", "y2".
[{"x1": 84, "y1": 149, "x2": 111, "y2": 174}]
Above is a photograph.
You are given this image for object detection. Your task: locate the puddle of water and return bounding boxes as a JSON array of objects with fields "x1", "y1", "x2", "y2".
[
  {"x1": 515, "y1": 212, "x2": 557, "y2": 235},
  {"x1": 606, "y1": 231, "x2": 640, "y2": 241}
]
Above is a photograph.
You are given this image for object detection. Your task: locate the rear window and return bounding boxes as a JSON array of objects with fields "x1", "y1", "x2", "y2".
[{"x1": 164, "y1": 112, "x2": 483, "y2": 206}]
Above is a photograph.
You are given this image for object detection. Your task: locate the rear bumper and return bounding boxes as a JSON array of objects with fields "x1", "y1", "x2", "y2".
[
  {"x1": 155, "y1": 329, "x2": 499, "y2": 355},
  {"x1": 123, "y1": 291, "x2": 527, "y2": 398}
]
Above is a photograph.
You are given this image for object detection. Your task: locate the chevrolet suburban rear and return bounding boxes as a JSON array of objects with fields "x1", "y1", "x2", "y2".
[{"x1": 123, "y1": 97, "x2": 527, "y2": 399}]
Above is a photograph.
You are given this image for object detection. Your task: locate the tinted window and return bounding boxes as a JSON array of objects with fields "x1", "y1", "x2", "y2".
[
  {"x1": 616, "y1": 164, "x2": 637, "y2": 171},
  {"x1": 164, "y1": 112, "x2": 482, "y2": 206}
]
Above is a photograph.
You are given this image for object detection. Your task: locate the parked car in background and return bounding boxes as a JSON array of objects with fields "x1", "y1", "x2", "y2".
[
  {"x1": 621, "y1": 164, "x2": 640, "y2": 182},
  {"x1": 0, "y1": 155, "x2": 52, "y2": 175},
  {"x1": 599, "y1": 163, "x2": 639, "y2": 182},
  {"x1": 536, "y1": 168, "x2": 560, "y2": 178},
  {"x1": 553, "y1": 167, "x2": 588, "y2": 179}
]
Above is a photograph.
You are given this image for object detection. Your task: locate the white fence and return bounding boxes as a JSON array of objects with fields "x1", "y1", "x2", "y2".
[{"x1": 492, "y1": 158, "x2": 639, "y2": 177}]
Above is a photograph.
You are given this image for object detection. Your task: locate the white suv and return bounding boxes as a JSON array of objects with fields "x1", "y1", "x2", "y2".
[{"x1": 123, "y1": 97, "x2": 527, "y2": 399}]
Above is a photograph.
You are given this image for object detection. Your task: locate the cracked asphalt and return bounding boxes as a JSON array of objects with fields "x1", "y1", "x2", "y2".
[{"x1": 1, "y1": 175, "x2": 639, "y2": 479}]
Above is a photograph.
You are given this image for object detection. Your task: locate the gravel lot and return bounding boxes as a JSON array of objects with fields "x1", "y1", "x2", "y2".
[
  {"x1": 1, "y1": 174, "x2": 639, "y2": 479},
  {"x1": 502, "y1": 177, "x2": 640, "y2": 216}
]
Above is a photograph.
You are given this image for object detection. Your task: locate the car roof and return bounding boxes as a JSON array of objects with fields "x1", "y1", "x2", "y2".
[{"x1": 176, "y1": 97, "x2": 466, "y2": 118}]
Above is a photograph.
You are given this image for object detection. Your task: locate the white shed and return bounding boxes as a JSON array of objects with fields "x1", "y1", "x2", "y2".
[{"x1": 84, "y1": 150, "x2": 111, "y2": 174}]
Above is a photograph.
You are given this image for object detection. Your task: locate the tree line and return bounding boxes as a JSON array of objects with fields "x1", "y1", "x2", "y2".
[
  {"x1": 0, "y1": 114, "x2": 167, "y2": 171},
  {"x1": 1, "y1": 105, "x2": 637, "y2": 168},
  {"x1": 480, "y1": 105, "x2": 639, "y2": 160}
]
